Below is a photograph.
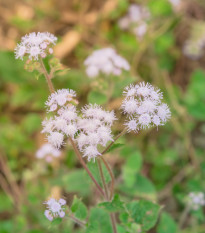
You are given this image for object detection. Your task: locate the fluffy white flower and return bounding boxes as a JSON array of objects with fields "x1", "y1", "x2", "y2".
[
  {"x1": 118, "y1": 4, "x2": 150, "y2": 39},
  {"x1": 46, "y1": 89, "x2": 76, "y2": 111},
  {"x1": 84, "y1": 48, "x2": 130, "y2": 78},
  {"x1": 44, "y1": 198, "x2": 66, "y2": 221},
  {"x1": 121, "y1": 82, "x2": 171, "y2": 131},
  {"x1": 47, "y1": 132, "x2": 64, "y2": 149},
  {"x1": 83, "y1": 145, "x2": 101, "y2": 162},
  {"x1": 187, "y1": 192, "x2": 205, "y2": 210},
  {"x1": 42, "y1": 90, "x2": 78, "y2": 149},
  {"x1": 36, "y1": 143, "x2": 61, "y2": 162},
  {"x1": 15, "y1": 32, "x2": 57, "y2": 60},
  {"x1": 76, "y1": 104, "x2": 116, "y2": 161}
]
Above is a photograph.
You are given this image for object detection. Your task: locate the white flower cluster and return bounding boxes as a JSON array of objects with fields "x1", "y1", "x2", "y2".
[
  {"x1": 183, "y1": 22, "x2": 205, "y2": 60},
  {"x1": 187, "y1": 192, "x2": 205, "y2": 210},
  {"x1": 44, "y1": 198, "x2": 66, "y2": 221},
  {"x1": 121, "y1": 82, "x2": 171, "y2": 132},
  {"x1": 183, "y1": 39, "x2": 205, "y2": 60},
  {"x1": 42, "y1": 90, "x2": 116, "y2": 161},
  {"x1": 77, "y1": 104, "x2": 116, "y2": 161},
  {"x1": 36, "y1": 143, "x2": 61, "y2": 162},
  {"x1": 84, "y1": 48, "x2": 130, "y2": 78},
  {"x1": 42, "y1": 89, "x2": 78, "y2": 149},
  {"x1": 15, "y1": 32, "x2": 57, "y2": 60},
  {"x1": 118, "y1": 4, "x2": 150, "y2": 39}
]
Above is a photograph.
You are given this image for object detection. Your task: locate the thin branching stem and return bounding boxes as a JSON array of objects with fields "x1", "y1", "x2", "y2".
[
  {"x1": 100, "y1": 156, "x2": 115, "y2": 200},
  {"x1": 69, "y1": 214, "x2": 86, "y2": 228},
  {"x1": 69, "y1": 138, "x2": 105, "y2": 198},
  {"x1": 102, "y1": 128, "x2": 127, "y2": 155},
  {"x1": 39, "y1": 58, "x2": 55, "y2": 93},
  {"x1": 97, "y1": 159, "x2": 118, "y2": 233}
]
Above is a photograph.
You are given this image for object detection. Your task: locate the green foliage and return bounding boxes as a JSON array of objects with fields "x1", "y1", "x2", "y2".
[
  {"x1": 71, "y1": 196, "x2": 87, "y2": 220},
  {"x1": 185, "y1": 69, "x2": 205, "y2": 120},
  {"x1": 88, "y1": 91, "x2": 108, "y2": 105},
  {"x1": 126, "y1": 200, "x2": 160, "y2": 231},
  {"x1": 86, "y1": 208, "x2": 112, "y2": 233},
  {"x1": 157, "y1": 213, "x2": 177, "y2": 233},
  {"x1": 99, "y1": 194, "x2": 124, "y2": 212}
]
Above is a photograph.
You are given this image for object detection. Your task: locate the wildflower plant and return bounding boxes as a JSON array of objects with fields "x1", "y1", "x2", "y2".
[{"x1": 15, "y1": 31, "x2": 201, "y2": 233}]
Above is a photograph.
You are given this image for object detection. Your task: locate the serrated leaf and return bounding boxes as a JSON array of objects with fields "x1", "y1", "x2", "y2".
[
  {"x1": 126, "y1": 200, "x2": 160, "y2": 231},
  {"x1": 99, "y1": 194, "x2": 124, "y2": 212}
]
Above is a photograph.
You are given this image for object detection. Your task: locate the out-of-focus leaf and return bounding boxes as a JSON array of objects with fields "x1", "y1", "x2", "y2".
[
  {"x1": 71, "y1": 196, "x2": 87, "y2": 220},
  {"x1": 88, "y1": 91, "x2": 108, "y2": 105},
  {"x1": 157, "y1": 213, "x2": 177, "y2": 233},
  {"x1": 122, "y1": 151, "x2": 142, "y2": 187}
]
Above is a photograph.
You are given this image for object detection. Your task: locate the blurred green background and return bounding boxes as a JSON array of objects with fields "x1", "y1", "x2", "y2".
[{"x1": 0, "y1": 0, "x2": 205, "y2": 232}]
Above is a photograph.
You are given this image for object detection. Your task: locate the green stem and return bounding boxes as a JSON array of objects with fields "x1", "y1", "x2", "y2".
[
  {"x1": 101, "y1": 156, "x2": 115, "y2": 200},
  {"x1": 69, "y1": 138, "x2": 105, "y2": 198},
  {"x1": 97, "y1": 158, "x2": 118, "y2": 233},
  {"x1": 39, "y1": 58, "x2": 55, "y2": 93},
  {"x1": 69, "y1": 214, "x2": 86, "y2": 228}
]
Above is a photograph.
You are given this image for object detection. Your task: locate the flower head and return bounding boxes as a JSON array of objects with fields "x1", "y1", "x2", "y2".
[
  {"x1": 118, "y1": 4, "x2": 150, "y2": 39},
  {"x1": 44, "y1": 198, "x2": 66, "y2": 221},
  {"x1": 42, "y1": 89, "x2": 78, "y2": 149},
  {"x1": 76, "y1": 104, "x2": 116, "y2": 161},
  {"x1": 84, "y1": 48, "x2": 130, "y2": 78},
  {"x1": 15, "y1": 32, "x2": 57, "y2": 60},
  {"x1": 121, "y1": 82, "x2": 171, "y2": 132},
  {"x1": 36, "y1": 143, "x2": 61, "y2": 162},
  {"x1": 187, "y1": 192, "x2": 205, "y2": 210}
]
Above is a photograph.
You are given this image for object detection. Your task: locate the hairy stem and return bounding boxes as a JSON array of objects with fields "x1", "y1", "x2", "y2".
[
  {"x1": 69, "y1": 138, "x2": 105, "y2": 197},
  {"x1": 97, "y1": 159, "x2": 109, "y2": 199},
  {"x1": 69, "y1": 214, "x2": 86, "y2": 228},
  {"x1": 102, "y1": 128, "x2": 127, "y2": 155},
  {"x1": 39, "y1": 58, "x2": 55, "y2": 93},
  {"x1": 97, "y1": 159, "x2": 118, "y2": 233},
  {"x1": 100, "y1": 156, "x2": 115, "y2": 200}
]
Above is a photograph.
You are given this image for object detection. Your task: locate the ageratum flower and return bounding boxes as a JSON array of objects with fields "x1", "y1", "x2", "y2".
[
  {"x1": 15, "y1": 32, "x2": 57, "y2": 60},
  {"x1": 36, "y1": 143, "x2": 61, "y2": 162},
  {"x1": 76, "y1": 104, "x2": 116, "y2": 161},
  {"x1": 121, "y1": 82, "x2": 171, "y2": 132},
  {"x1": 42, "y1": 89, "x2": 78, "y2": 149},
  {"x1": 187, "y1": 192, "x2": 205, "y2": 210},
  {"x1": 118, "y1": 4, "x2": 150, "y2": 40},
  {"x1": 84, "y1": 48, "x2": 130, "y2": 78},
  {"x1": 44, "y1": 198, "x2": 66, "y2": 221}
]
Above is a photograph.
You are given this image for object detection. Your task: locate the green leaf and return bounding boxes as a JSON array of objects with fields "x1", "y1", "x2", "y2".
[
  {"x1": 148, "y1": 0, "x2": 172, "y2": 16},
  {"x1": 107, "y1": 143, "x2": 124, "y2": 153},
  {"x1": 60, "y1": 169, "x2": 91, "y2": 196},
  {"x1": 126, "y1": 200, "x2": 160, "y2": 231},
  {"x1": 71, "y1": 196, "x2": 87, "y2": 220},
  {"x1": 86, "y1": 208, "x2": 112, "y2": 233},
  {"x1": 51, "y1": 218, "x2": 62, "y2": 226},
  {"x1": 185, "y1": 69, "x2": 205, "y2": 120},
  {"x1": 99, "y1": 194, "x2": 124, "y2": 212},
  {"x1": 157, "y1": 213, "x2": 177, "y2": 233},
  {"x1": 122, "y1": 151, "x2": 142, "y2": 187},
  {"x1": 87, "y1": 161, "x2": 111, "y2": 186},
  {"x1": 88, "y1": 91, "x2": 108, "y2": 105}
]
